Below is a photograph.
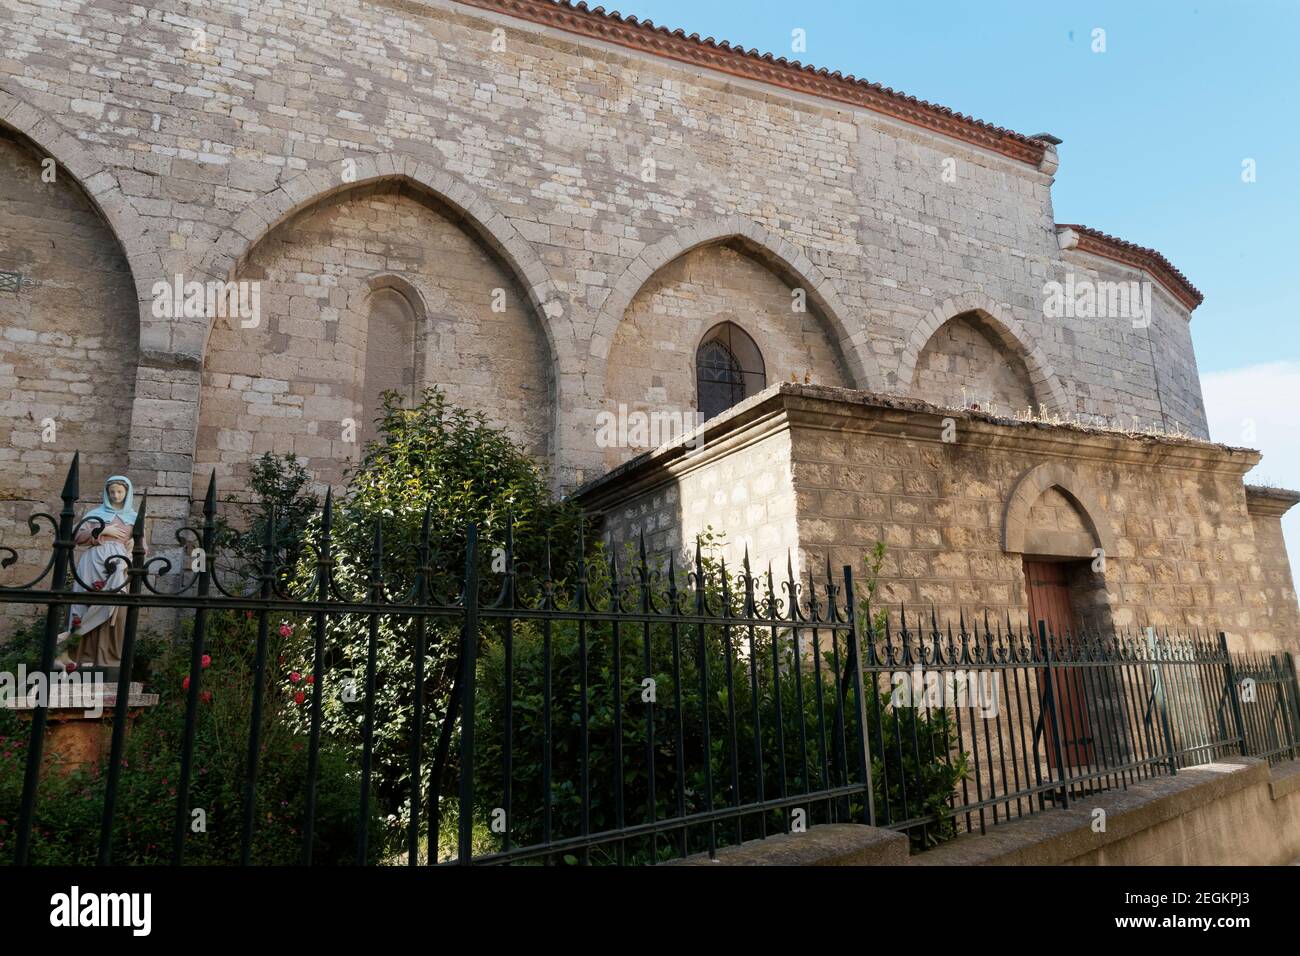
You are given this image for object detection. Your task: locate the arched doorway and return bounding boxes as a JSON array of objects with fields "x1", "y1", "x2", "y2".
[{"x1": 1003, "y1": 463, "x2": 1119, "y2": 770}]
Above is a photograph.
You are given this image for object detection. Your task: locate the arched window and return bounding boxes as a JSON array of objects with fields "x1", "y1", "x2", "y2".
[
  {"x1": 362, "y1": 285, "x2": 421, "y2": 446},
  {"x1": 696, "y1": 322, "x2": 765, "y2": 420}
]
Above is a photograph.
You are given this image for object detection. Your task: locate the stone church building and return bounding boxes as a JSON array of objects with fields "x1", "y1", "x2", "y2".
[{"x1": 0, "y1": 0, "x2": 1296, "y2": 653}]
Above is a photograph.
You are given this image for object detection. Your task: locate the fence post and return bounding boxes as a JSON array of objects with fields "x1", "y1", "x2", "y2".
[
  {"x1": 843, "y1": 566, "x2": 875, "y2": 827},
  {"x1": 1038, "y1": 620, "x2": 1070, "y2": 809},
  {"x1": 1220, "y1": 632, "x2": 1249, "y2": 757},
  {"x1": 174, "y1": 473, "x2": 217, "y2": 865},
  {"x1": 98, "y1": 493, "x2": 151, "y2": 865},
  {"x1": 407, "y1": 503, "x2": 432, "y2": 867},
  {"x1": 1147, "y1": 627, "x2": 1178, "y2": 775},
  {"x1": 355, "y1": 519, "x2": 383, "y2": 866},
  {"x1": 14, "y1": 453, "x2": 81, "y2": 866},
  {"x1": 302, "y1": 488, "x2": 333, "y2": 865},
  {"x1": 1286, "y1": 654, "x2": 1300, "y2": 762},
  {"x1": 1268, "y1": 654, "x2": 1287, "y2": 761},
  {"x1": 457, "y1": 524, "x2": 479, "y2": 865},
  {"x1": 239, "y1": 504, "x2": 276, "y2": 866}
]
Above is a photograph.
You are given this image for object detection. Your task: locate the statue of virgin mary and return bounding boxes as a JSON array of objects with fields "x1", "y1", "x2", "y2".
[{"x1": 54, "y1": 475, "x2": 145, "y2": 670}]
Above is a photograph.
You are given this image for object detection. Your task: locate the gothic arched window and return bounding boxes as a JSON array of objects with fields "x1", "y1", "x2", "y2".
[{"x1": 696, "y1": 322, "x2": 765, "y2": 421}]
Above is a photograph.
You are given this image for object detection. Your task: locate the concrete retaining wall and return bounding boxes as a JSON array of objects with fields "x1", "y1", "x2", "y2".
[{"x1": 664, "y1": 756, "x2": 1300, "y2": 865}]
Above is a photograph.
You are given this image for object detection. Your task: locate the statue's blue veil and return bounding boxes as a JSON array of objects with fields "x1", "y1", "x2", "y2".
[{"x1": 84, "y1": 475, "x2": 137, "y2": 527}]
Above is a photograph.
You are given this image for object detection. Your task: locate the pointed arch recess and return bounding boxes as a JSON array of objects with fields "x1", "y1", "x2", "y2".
[
  {"x1": 0, "y1": 88, "x2": 155, "y2": 313},
  {"x1": 590, "y1": 214, "x2": 880, "y2": 390},
  {"x1": 1002, "y1": 461, "x2": 1117, "y2": 558},
  {"x1": 193, "y1": 154, "x2": 574, "y2": 377},
  {"x1": 899, "y1": 291, "x2": 1068, "y2": 413}
]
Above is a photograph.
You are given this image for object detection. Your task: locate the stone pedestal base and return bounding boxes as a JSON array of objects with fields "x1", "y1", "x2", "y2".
[{"x1": 2, "y1": 682, "x2": 160, "y2": 777}]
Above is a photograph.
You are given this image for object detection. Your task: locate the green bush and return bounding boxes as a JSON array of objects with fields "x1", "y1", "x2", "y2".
[
  {"x1": 0, "y1": 610, "x2": 377, "y2": 865},
  {"x1": 213, "y1": 452, "x2": 319, "y2": 585},
  {"x1": 283, "y1": 387, "x2": 583, "y2": 850},
  {"x1": 470, "y1": 538, "x2": 969, "y2": 863}
]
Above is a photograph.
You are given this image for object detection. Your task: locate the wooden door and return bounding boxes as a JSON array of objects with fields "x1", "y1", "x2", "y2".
[{"x1": 1023, "y1": 560, "x2": 1095, "y2": 768}]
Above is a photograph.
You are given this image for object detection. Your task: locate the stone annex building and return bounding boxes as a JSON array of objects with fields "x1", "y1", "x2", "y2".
[{"x1": 0, "y1": 0, "x2": 1296, "y2": 654}]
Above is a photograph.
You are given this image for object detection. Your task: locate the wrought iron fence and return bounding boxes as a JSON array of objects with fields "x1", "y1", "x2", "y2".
[{"x1": 1, "y1": 455, "x2": 1298, "y2": 865}]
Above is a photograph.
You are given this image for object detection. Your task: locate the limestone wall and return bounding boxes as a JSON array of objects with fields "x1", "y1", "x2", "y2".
[
  {"x1": 578, "y1": 386, "x2": 1297, "y2": 658},
  {"x1": 597, "y1": 407, "x2": 800, "y2": 579},
  {"x1": 0, "y1": 129, "x2": 138, "y2": 502},
  {"x1": 0, "y1": 0, "x2": 1210, "y2": 520},
  {"x1": 910, "y1": 312, "x2": 1035, "y2": 415},
  {"x1": 603, "y1": 241, "x2": 852, "y2": 471},
  {"x1": 196, "y1": 182, "x2": 551, "y2": 494},
  {"x1": 1245, "y1": 489, "x2": 1300, "y2": 654}
]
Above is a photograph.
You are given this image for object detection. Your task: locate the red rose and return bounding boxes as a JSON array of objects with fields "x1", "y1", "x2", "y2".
[
  {"x1": 201, "y1": 654, "x2": 211, "y2": 669},
  {"x1": 71, "y1": 616, "x2": 81, "y2": 629},
  {"x1": 92, "y1": 580, "x2": 105, "y2": 590},
  {"x1": 66, "y1": 661, "x2": 77, "y2": 673},
  {"x1": 289, "y1": 671, "x2": 301, "y2": 684},
  {"x1": 294, "y1": 691, "x2": 306, "y2": 706},
  {"x1": 244, "y1": 610, "x2": 253, "y2": 619},
  {"x1": 278, "y1": 624, "x2": 293, "y2": 638},
  {"x1": 200, "y1": 691, "x2": 212, "y2": 704},
  {"x1": 305, "y1": 674, "x2": 315, "y2": 685},
  {"x1": 182, "y1": 676, "x2": 191, "y2": 691}
]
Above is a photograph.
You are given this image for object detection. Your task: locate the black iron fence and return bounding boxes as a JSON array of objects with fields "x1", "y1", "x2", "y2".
[{"x1": 1, "y1": 456, "x2": 1299, "y2": 865}]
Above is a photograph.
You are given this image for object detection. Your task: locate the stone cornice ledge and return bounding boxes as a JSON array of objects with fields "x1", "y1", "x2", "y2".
[
  {"x1": 1057, "y1": 224, "x2": 1203, "y2": 312},
  {"x1": 574, "y1": 384, "x2": 1260, "y2": 509},
  {"x1": 1245, "y1": 484, "x2": 1300, "y2": 518},
  {"x1": 781, "y1": 386, "x2": 1257, "y2": 473}
]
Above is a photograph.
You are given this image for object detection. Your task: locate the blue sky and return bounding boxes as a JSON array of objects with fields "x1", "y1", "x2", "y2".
[{"x1": 621, "y1": 0, "x2": 1300, "y2": 569}]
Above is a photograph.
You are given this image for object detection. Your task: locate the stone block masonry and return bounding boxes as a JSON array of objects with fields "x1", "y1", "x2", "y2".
[
  {"x1": 577, "y1": 385, "x2": 1299, "y2": 659},
  {"x1": 0, "y1": 0, "x2": 1210, "y2": 516}
]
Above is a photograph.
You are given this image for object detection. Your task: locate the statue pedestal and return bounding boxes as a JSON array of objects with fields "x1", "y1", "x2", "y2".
[{"x1": 1, "y1": 681, "x2": 160, "y2": 777}]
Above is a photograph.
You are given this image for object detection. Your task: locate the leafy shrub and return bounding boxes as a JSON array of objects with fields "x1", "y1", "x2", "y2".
[
  {"x1": 214, "y1": 452, "x2": 319, "y2": 583},
  {"x1": 0, "y1": 610, "x2": 377, "y2": 865},
  {"x1": 470, "y1": 538, "x2": 969, "y2": 863},
  {"x1": 282, "y1": 387, "x2": 583, "y2": 849}
]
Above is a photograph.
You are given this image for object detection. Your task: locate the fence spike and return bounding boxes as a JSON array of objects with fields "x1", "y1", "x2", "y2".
[
  {"x1": 609, "y1": 544, "x2": 620, "y2": 610},
  {"x1": 505, "y1": 509, "x2": 515, "y2": 572},
  {"x1": 62, "y1": 451, "x2": 80, "y2": 502},
  {"x1": 260, "y1": 502, "x2": 277, "y2": 586},
  {"x1": 784, "y1": 551, "x2": 801, "y2": 620},
  {"x1": 321, "y1": 488, "x2": 333, "y2": 546},
  {"x1": 765, "y1": 562, "x2": 777, "y2": 619},
  {"x1": 133, "y1": 492, "x2": 149, "y2": 540},
  {"x1": 823, "y1": 551, "x2": 837, "y2": 619},
  {"x1": 694, "y1": 536, "x2": 706, "y2": 614},
  {"x1": 806, "y1": 563, "x2": 818, "y2": 619}
]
